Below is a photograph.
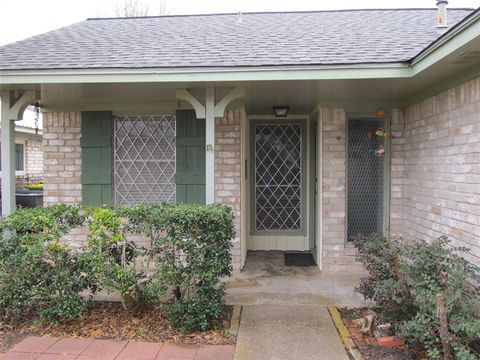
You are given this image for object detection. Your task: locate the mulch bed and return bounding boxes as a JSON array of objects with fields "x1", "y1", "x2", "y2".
[
  {"x1": 0, "y1": 302, "x2": 235, "y2": 353},
  {"x1": 339, "y1": 308, "x2": 418, "y2": 360}
]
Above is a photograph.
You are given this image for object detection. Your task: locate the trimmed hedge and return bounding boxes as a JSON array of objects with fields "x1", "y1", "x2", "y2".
[
  {"x1": 156, "y1": 204, "x2": 234, "y2": 332},
  {"x1": 0, "y1": 205, "x2": 91, "y2": 321},
  {"x1": 0, "y1": 203, "x2": 234, "y2": 332}
]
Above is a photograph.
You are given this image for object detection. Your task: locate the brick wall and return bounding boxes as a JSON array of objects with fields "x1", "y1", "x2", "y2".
[
  {"x1": 321, "y1": 108, "x2": 362, "y2": 272},
  {"x1": 389, "y1": 109, "x2": 406, "y2": 237},
  {"x1": 43, "y1": 109, "x2": 245, "y2": 271},
  {"x1": 400, "y1": 76, "x2": 480, "y2": 266},
  {"x1": 25, "y1": 137, "x2": 43, "y2": 176},
  {"x1": 42, "y1": 112, "x2": 82, "y2": 205},
  {"x1": 215, "y1": 107, "x2": 244, "y2": 272}
]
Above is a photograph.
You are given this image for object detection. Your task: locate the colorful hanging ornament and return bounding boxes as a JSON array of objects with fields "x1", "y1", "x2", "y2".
[
  {"x1": 369, "y1": 144, "x2": 385, "y2": 158},
  {"x1": 367, "y1": 127, "x2": 391, "y2": 158}
]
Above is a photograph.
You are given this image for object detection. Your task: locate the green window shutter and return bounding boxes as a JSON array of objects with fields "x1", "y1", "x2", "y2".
[
  {"x1": 81, "y1": 111, "x2": 113, "y2": 205},
  {"x1": 175, "y1": 110, "x2": 206, "y2": 204}
]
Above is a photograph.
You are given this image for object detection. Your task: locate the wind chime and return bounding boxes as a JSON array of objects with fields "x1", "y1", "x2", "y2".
[{"x1": 34, "y1": 100, "x2": 40, "y2": 135}]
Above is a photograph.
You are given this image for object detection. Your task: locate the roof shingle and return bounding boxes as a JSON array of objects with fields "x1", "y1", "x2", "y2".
[{"x1": 0, "y1": 9, "x2": 474, "y2": 71}]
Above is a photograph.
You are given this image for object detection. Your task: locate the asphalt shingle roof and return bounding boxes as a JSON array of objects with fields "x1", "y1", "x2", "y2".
[{"x1": 0, "y1": 9, "x2": 475, "y2": 71}]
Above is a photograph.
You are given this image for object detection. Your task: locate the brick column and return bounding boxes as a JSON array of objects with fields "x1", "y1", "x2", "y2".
[
  {"x1": 43, "y1": 112, "x2": 82, "y2": 205},
  {"x1": 321, "y1": 108, "x2": 363, "y2": 272},
  {"x1": 214, "y1": 107, "x2": 244, "y2": 272}
]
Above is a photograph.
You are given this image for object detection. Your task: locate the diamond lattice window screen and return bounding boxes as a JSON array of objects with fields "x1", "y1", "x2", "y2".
[
  {"x1": 254, "y1": 123, "x2": 302, "y2": 231},
  {"x1": 114, "y1": 115, "x2": 176, "y2": 206},
  {"x1": 347, "y1": 118, "x2": 384, "y2": 242}
]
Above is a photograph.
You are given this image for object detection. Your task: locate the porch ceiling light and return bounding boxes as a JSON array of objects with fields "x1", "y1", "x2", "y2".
[{"x1": 273, "y1": 106, "x2": 289, "y2": 117}]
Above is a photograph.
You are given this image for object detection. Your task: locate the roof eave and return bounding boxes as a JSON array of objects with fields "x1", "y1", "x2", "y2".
[
  {"x1": 0, "y1": 63, "x2": 414, "y2": 85},
  {"x1": 411, "y1": 7, "x2": 480, "y2": 66}
]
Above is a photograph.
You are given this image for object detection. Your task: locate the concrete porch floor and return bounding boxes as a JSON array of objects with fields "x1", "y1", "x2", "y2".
[{"x1": 225, "y1": 251, "x2": 370, "y2": 307}]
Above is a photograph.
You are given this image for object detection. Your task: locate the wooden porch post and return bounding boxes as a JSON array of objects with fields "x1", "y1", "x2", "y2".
[
  {"x1": 205, "y1": 87, "x2": 215, "y2": 204},
  {"x1": 0, "y1": 90, "x2": 37, "y2": 215}
]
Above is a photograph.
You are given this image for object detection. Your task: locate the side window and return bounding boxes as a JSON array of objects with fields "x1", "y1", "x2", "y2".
[
  {"x1": 15, "y1": 143, "x2": 24, "y2": 171},
  {"x1": 0, "y1": 142, "x2": 25, "y2": 171}
]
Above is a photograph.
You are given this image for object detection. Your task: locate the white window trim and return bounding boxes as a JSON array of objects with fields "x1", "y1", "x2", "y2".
[{"x1": 0, "y1": 139, "x2": 26, "y2": 176}]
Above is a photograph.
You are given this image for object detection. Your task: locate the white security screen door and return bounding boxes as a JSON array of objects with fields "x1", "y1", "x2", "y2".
[{"x1": 253, "y1": 122, "x2": 304, "y2": 233}]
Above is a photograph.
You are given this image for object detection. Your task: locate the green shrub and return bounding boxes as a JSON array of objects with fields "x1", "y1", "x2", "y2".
[
  {"x1": 354, "y1": 234, "x2": 480, "y2": 359},
  {"x1": 155, "y1": 204, "x2": 234, "y2": 333},
  {"x1": 398, "y1": 236, "x2": 480, "y2": 360},
  {"x1": 0, "y1": 203, "x2": 235, "y2": 332},
  {"x1": 84, "y1": 207, "x2": 148, "y2": 310},
  {"x1": 353, "y1": 233, "x2": 413, "y2": 320},
  {"x1": 2, "y1": 204, "x2": 84, "y2": 236},
  {"x1": 0, "y1": 205, "x2": 93, "y2": 321}
]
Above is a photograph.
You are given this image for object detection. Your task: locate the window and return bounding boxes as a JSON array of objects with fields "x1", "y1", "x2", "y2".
[
  {"x1": 347, "y1": 118, "x2": 384, "y2": 242},
  {"x1": 0, "y1": 143, "x2": 25, "y2": 172},
  {"x1": 114, "y1": 115, "x2": 176, "y2": 206}
]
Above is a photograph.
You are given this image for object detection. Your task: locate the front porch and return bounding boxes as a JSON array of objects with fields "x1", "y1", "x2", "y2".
[
  {"x1": 2, "y1": 71, "x2": 480, "y2": 271},
  {"x1": 225, "y1": 251, "x2": 368, "y2": 307}
]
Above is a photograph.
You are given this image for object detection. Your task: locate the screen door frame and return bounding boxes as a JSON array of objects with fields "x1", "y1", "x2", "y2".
[{"x1": 249, "y1": 118, "x2": 307, "y2": 236}]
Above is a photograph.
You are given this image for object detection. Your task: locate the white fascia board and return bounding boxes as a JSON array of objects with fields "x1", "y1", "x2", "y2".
[
  {"x1": 0, "y1": 64, "x2": 411, "y2": 85},
  {"x1": 410, "y1": 11, "x2": 480, "y2": 75}
]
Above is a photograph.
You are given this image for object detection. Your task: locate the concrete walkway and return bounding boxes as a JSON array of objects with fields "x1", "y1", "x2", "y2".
[
  {"x1": 228, "y1": 252, "x2": 362, "y2": 360},
  {"x1": 226, "y1": 251, "x2": 369, "y2": 307},
  {"x1": 234, "y1": 305, "x2": 349, "y2": 360},
  {"x1": 1, "y1": 337, "x2": 234, "y2": 360}
]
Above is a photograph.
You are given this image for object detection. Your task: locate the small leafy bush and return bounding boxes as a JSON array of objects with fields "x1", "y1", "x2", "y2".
[
  {"x1": 0, "y1": 205, "x2": 93, "y2": 321},
  {"x1": 84, "y1": 205, "x2": 165, "y2": 310},
  {"x1": 399, "y1": 236, "x2": 480, "y2": 360},
  {"x1": 353, "y1": 233, "x2": 413, "y2": 320},
  {"x1": 155, "y1": 204, "x2": 234, "y2": 333},
  {"x1": 354, "y1": 234, "x2": 480, "y2": 360}
]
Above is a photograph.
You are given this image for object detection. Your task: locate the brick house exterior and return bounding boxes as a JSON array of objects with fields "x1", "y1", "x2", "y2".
[
  {"x1": 392, "y1": 77, "x2": 480, "y2": 266},
  {"x1": 42, "y1": 109, "x2": 246, "y2": 271},
  {"x1": 38, "y1": 76, "x2": 480, "y2": 271},
  {"x1": 1, "y1": 8, "x2": 480, "y2": 272}
]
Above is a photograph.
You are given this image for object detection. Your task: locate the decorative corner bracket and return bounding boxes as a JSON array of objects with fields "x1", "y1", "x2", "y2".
[
  {"x1": 214, "y1": 87, "x2": 245, "y2": 118},
  {"x1": 2, "y1": 90, "x2": 38, "y2": 120},
  {"x1": 176, "y1": 89, "x2": 206, "y2": 119}
]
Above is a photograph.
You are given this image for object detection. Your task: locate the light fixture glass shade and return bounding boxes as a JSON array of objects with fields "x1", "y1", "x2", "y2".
[{"x1": 273, "y1": 106, "x2": 289, "y2": 117}]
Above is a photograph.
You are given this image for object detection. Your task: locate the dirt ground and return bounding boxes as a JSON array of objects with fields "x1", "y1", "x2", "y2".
[{"x1": 0, "y1": 302, "x2": 234, "y2": 353}]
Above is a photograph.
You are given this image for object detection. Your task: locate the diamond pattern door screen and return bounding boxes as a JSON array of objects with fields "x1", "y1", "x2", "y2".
[
  {"x1": 347, "y1": 118, "x2": 384, "y2": 242},
  {"x1": 254, "y1": 123, "x2": 303, "y2": 232},
  {"x1": 114, "y1": 115, "x2": 176, "y2": 206}
]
